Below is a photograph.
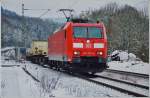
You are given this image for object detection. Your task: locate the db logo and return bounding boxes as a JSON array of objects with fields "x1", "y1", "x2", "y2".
[{"x1": 86, "y1": 43, "x2": 91, "y2": 48}]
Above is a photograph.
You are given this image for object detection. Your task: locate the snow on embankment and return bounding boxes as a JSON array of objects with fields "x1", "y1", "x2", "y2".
[
  {"x1": 1, "y1": 63, "x2": 46, "y2": 98},
  {"x1": 1, "y1": 57, "x2": 27, "y2": 67},
  {"x1": 108, "y1": 50, "x2": 149, "y2": 74},
  {"x1": 108, "y1": 61, "x2": 149, "y2": 74},
  {"x1": 1, "y1": 47, "x2": 15, "y2": 52},
  {"x1": 1, "y1": 60, "x2": 21, "y2": 66}
]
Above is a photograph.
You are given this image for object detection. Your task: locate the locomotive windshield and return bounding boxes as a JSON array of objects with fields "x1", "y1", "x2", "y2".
[{"x1": 73, "y1": 27, "x2": 103, "y2": 38}]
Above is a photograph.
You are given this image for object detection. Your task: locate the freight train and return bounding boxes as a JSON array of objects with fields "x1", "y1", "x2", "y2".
[
  {"x1": 26, "y1": 40, "x2": 48, "y2": 65},
  {"x1": 27, "y1": 18, "x2": 108, "y2": 74}
]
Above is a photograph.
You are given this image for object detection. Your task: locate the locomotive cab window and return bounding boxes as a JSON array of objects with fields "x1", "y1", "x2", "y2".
[
  {"x1": 73, "y1": 27, "x2": 103, "y2": 38},
  {"x1": 73, "y1": 27, "x2": 87, "y2": 38}
]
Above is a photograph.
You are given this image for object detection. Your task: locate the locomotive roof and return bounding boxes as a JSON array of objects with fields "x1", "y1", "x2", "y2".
[
  {"x1": 70, "y1": 18, "x2": 94, "y2": 23},
  {"x1": 72, "y1": 22, "x2": 104, "y2": 27}
]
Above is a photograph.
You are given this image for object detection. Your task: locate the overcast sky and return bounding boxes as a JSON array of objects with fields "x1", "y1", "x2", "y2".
[{"x1": 1, "y1": 0, "x2": 149, "y2": 18}]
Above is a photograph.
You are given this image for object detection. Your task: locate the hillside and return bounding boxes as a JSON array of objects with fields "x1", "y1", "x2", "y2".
[
  {"x1": 1, "y1": 8, "x2": 61, "y2": 47},
  {"x1": 83, "y1": 3, "x2": 149, "y2": 62}
]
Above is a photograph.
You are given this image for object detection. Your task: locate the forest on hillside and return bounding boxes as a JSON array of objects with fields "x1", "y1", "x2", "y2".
[
  {"x1": 1, "y1": 8, "x2": 61, "y2": 48},
  {"x1": 82, "y1": 3, "x2": 149, "y2": 62}
]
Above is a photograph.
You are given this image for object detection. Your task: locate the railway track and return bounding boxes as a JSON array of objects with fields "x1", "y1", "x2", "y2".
[
  {"x1": 94, "y1": 74, "x2": 149, "y2": 89},
  {"x1": 105, "y1": 69, "x2": 149, "y2": 78},
  {"x1": 75, "y1": 73, "x2": 149, "y2": 97},
  {"x1": 25, "y1": 64, "x2": 149, "y2": 97},
  {"x1": 22, "y1": 67, "x2": 40, "y2": 82},
  {"x1": 1, "y1": 65, "x2": 20, "y2": 67}
]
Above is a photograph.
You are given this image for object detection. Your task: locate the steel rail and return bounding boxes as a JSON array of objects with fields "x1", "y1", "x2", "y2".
[
  {"x1": 22, "y1": 67, "x2": 40, "y2": 82},
  {"x1": 94, "y1": 74, "x2": 149, "y2": 89},
  {"x1": 76, "y1": 74, "x2": 148, "y2": 97},
  {"x1": 105, "y1": 69, "x2": 149, "y2": 78}
]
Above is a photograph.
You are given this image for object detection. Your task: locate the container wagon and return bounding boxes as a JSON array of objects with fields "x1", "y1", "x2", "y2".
[{"x1": 26, "y1": 40, "x2": 48, "y2": 65}]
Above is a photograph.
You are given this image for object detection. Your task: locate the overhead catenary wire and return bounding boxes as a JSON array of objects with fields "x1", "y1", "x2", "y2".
[
  {"x1": 23, "y1": 8, "x2": 51, "y2": 18},
  {"x1": 38, "y1": 9, "x2": 51, "y2": 18},
  {"x1": 21, "y1": 3, "x2": 51, "y2": 48},
  {"x1": 24, "y1": 8, "x2": 51, "y2": 11}
]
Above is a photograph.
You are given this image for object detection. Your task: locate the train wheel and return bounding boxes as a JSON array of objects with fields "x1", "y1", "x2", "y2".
[
  {"x1": 48, "y1": 61, "x2": 52, "y2": 68},
  {"x1": 56, "y1": 61, "x2": 61, "y2": 71},
  {"x1": 57, "y1": 62, "x2": 61, "y2": 71},
  {"x1": 88, "y1": 72, "x2": 96, "y2": 75},
  {"x1": 91, "y1": 72, "x2": 96, "y2": 75},
  {"x1": 39, "y1": 58, "x2": 44, "y2": 66},
  {"x1": 34, "y1": 57, "x2": 37, "y2": 63}
]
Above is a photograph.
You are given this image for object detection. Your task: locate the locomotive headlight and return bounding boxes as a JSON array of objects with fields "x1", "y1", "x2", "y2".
[
  {"x1": 94, "y1": 43, "x2": 104, "y2": 48},
  {"x1": 74, "y1": 51, "x2": 80, "y2": 55},
  {"x1": 73, "y1": 43, "x2": 83, "y2": 48},
  {"x1": 97, "y1": 51, "x2": 103, "y2": 55},
  {"x1": 74, "y1": 51, "x2": 78, "y2": 55}
]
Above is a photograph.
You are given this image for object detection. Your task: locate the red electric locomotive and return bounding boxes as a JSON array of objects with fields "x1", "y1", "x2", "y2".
[{"x1": 48, "y1": 18, "x2": 108, "y2": 74}]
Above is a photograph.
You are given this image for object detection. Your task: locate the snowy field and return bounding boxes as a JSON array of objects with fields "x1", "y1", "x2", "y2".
[
  {"x1": 0, "y1": 61, "x2": 48, "y2": 98},
  {"x1": 109, "y1": 50, "x2": 149, "y2": 74},
  {"x1": 108, "y1": 61, "x2": 149, "y2": 75}
]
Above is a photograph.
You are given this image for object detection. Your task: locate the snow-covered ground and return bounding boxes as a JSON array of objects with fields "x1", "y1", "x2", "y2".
[
  {"x1": 0, "y1": 64, "x2": 50, "y2": 98},
  {"x1": 0, "y1": 52, "x2": 149, "y2": 97},
  {"x1": 108, "y1": 61, "x2": 149, "y2": 74},
  {"x1": 1, "y1": 60, "x2": 134, "y2": 98},
  {"x1": 97, "y1": 70, "x2": 149, "y2": 86},
  {"x1": 1, "y1": 47, "x2": 15, "y2": 52},
  {"x1": 24, "y1": 62, "x2": 132, "y2": 97},
  {"x1": 109, "y1": 50, "x2": 149, "y2": 75},
  {"x1": 1, "y1": 59, "x2": 24, "y2": 66}
]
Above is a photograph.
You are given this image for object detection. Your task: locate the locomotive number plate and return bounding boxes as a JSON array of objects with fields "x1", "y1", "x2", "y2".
[{"x1": 83, "y1": 52, "x2": 94, "y2": 55}]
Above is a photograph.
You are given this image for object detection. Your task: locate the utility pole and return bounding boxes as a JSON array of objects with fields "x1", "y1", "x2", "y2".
[
  {"x1": 22, "y1": 4, "x2": 24, "y2": 17},
  {"x1": 22, "y1": 3, "x2": 27, "y2": 48}
]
